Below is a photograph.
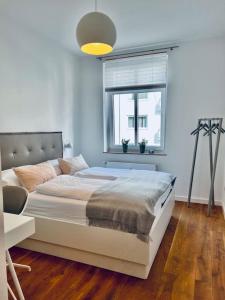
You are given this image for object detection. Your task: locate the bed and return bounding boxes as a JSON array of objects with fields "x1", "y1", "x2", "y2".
[{"x1": 0, "y1": 132, "x2": 175, "y2": 279}]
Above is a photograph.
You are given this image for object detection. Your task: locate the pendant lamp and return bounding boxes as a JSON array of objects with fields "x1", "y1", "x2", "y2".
[{"x1": 76, "y1": 0, "x2": 116, "y2": 55}]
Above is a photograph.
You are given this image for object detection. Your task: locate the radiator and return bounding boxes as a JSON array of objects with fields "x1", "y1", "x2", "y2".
[{"x1": 105, "y1": 161, "x2": 156, "y2": 171}]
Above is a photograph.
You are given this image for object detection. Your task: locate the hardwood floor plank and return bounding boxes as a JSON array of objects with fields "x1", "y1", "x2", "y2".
[
  {"x1": 170, "y1": 204, "x2": 202, "y2": 300},
  {"x1": 211, "y1": 207, "x2": 225, "y2": 300},
  {"x1": 194, "y1": 205, "x2": 213, "y2": 300},
  {"x1": 7, "y1": 202, "x2": 225, "y2": 300}
]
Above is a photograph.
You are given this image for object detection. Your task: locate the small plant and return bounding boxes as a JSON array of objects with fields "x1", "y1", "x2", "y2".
[
  {"x1": 138, "y1": 139, "x2": 148, "y2": 153},
  {"x1": 138, "y1": 139, "x2": 148, "y2": 145},
  {"x1": 121, "y1": 139, "x2": 130, "y2": 145},
  {"x1": 121, "y1": 139, "x2": 130, "y2": 153}
]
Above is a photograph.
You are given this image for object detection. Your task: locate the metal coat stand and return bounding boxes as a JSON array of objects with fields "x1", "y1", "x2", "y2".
[{"x1": 188, "y1": 118, "x2": 224, "y2": 216}]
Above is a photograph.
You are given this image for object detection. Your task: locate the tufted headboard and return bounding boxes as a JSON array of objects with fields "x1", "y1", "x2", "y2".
[{"x1": 0, "y1": 132, "x2": 63, "y2": 170}]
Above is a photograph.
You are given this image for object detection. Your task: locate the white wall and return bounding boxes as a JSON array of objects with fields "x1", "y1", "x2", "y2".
[
  {"x1": 79, "y1": 37, "x2": 225, "y2": 202},
  {"x1": 0, "y1": 16, "x2": 81, "y2": 297},
  {"x1": 0, "y1": 16, "x2": 81, "y2": 154}
]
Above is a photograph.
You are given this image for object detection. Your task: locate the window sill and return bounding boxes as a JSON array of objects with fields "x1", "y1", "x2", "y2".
[{"x1": 103, "y1": 151, "x2": 167, "y2": 156}]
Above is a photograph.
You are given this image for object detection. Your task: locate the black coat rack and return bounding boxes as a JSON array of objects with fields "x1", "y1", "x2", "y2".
[{"x1": 188, "y1": 118, "x2": 224, "y2": 215}]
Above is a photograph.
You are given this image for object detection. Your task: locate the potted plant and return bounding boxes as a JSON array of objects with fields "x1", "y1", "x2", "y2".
[
  {"x1": 139, "y1": 139, "x2": 148, "y2": 154},
  {"x1": 121, "y1": 139, "x2": 130, "y2": 153}
]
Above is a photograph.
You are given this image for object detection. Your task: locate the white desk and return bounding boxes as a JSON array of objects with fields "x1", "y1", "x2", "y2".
[{"x1": 4, "y1": 213, "x2": 35, "y2": 300}]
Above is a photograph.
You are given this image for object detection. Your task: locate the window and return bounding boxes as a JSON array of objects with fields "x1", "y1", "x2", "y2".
[
  {"x1": 112, "y1": 90, "x2": 164, "y2": 147},
  {"x1": 138, "y1": 116, "x2": 148, "y2": 128},
  {"x1": 128, "y1": 115, "x2": 148, "y2": 128},
  {"x1": 103, "y1": 53, "x2": 168, "y2": 152},
  {"x1": 128, "y1": 116, "x2": 135, "y2": 128}
]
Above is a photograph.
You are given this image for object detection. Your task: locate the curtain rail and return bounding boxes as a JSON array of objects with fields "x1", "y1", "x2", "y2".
[
  {"x1": 105, "y1": 84, "x2": 166, "y2": 93},
  {"x1": 97, "y1": 45, "x2": 179, "y2": 61}
]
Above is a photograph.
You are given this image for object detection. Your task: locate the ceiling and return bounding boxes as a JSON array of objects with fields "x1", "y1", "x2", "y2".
[{"x1": 1, "y1": 0, "x2": 225, "y2": 54}]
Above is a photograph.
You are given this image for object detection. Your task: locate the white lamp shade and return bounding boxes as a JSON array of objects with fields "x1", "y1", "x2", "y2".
[{"x1": 76, "y1": 12, "x2": 116, "y2": 55}]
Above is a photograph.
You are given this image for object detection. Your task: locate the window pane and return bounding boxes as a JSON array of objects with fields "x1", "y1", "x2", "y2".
[
  {"x1": 137, "y1": 92, "x2": 162, "y2": 146},
  {"x1": 113, "y1": 94, "x2": 135, "y2": 145}
]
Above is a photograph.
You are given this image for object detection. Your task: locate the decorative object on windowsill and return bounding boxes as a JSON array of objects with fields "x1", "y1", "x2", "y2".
[
  {"x1": 148, "y1": 149, "x2": 155, "y2": 154},
  {"x1": 76, "y1": 0, "x2": 116, "y2": 56},
  {"x1": 188, "y1": 118, "x2": 225, "y2": 216},
  {"x1": 138, "y1": 139, "x2": 148, "y2": 154},
  {"x1": 121, "y1": 139, "x2": 130, "y2": 153}
]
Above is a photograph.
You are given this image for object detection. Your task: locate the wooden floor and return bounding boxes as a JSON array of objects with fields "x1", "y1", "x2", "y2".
[{"x1": 8, "y1": 202, "x2": 225, "y2": 300}]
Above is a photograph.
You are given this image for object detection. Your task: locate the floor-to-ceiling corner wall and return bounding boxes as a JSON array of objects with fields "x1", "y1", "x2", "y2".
[
  {"x1": 0, "y1": 16, "x2": 81, "y2": 154},
  {"x1": 79, "y1": 36, "x2": 225, "y2": 202}
]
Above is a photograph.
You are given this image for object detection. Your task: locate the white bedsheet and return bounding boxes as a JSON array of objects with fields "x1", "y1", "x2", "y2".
[
  {"x1": 22, "y1": 184, "x2": 173, "y2": 225},
  {"x1": 23, "y1": 192, "x2": 88, "y2": 225}
]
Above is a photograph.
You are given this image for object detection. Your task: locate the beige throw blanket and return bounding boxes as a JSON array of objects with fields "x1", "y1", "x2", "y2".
[{"x1": 86, "y1": 173, "x2": 175, "y2": 242}]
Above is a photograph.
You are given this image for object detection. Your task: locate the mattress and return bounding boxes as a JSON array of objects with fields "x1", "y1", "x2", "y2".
[{"x1": 22, "y1": 184, "x2": 173, "y2": 226}]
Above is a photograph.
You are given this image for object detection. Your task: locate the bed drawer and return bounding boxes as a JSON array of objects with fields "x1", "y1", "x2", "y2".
[{"x1": 27, "y1": 218, "x2": 150, "y2": 265}]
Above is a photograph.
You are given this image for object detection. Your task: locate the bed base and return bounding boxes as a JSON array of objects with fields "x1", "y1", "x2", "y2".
[{"x1": 18, "y1": 190, "x2": 175, "y2": 279}]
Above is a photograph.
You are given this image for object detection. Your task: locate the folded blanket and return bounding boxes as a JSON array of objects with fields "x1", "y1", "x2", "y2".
[{"x1": 86, "y1": 172, "x2": 175, "y2": 242}]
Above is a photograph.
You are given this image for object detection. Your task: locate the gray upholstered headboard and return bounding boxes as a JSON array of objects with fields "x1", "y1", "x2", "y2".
[{"x1": 0, "y1": 132, "x2": 63, "y2": 170}]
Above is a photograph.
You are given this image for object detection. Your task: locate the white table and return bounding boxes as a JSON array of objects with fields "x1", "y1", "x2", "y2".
[{"x1": 4, "y1": 213, "x2": 35, "y2": 300}]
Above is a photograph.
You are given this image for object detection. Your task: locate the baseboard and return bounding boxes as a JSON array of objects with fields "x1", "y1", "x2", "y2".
[
  {"x1": 222, "y1": 202, "x2": 225, "y2": 218},
  {"x1": 175, "y1": 195, "x2": 222, "y2": 206}
]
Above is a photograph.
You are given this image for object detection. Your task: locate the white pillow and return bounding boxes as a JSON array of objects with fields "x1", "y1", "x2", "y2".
[
  {"x1": 48, "y1": 159, "x2": 62, "y2": 176},
  {"x1": 1, "y1": 168, "x2": 22, "y2": 186},
  {"x1": 58, "y1": 154, "x2": 89, "y2": 175}
]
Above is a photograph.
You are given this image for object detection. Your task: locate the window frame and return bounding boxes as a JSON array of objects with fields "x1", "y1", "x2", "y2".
[{"x1": 106, "y1": 86, "x2": 166, "y2": 152}]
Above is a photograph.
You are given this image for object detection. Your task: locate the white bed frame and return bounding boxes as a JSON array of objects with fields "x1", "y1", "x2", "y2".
[
  {"x1": 18, "y1": 189, "x2": 175, "y2": 279},
  {"x1": 0, "y1": 132, "x2": 175, "y2": 279}
]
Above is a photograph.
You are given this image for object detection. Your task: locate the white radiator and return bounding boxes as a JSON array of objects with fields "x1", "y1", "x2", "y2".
[{"x1": 105, "y1": 161, "x2": 156, "y2": 171}]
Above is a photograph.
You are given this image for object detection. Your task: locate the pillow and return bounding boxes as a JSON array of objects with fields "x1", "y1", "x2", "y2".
[
  {"x1": 58, "y1": 154, "x2": 89, "y2": 175},
  {"x1": 1, "y1": 168, "x2": 23, "y2": 186},
  {"x1": 48, "y1": 159, "x2": 62, "y2": 176},
  {"x1": 13, "y1": 162, "x2": 57, "y2": 192}
]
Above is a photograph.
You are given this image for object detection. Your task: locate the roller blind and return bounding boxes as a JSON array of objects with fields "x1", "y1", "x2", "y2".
[{"x1": 104, "y1": 53, "x2": 168, "y2": 91}]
